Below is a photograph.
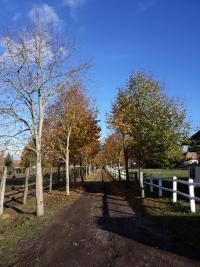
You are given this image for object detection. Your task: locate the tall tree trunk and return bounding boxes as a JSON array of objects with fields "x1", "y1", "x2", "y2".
[
  {"x1": 73, "y1": 164, "x2": 76, "y2": 183},
  {"x1": 80, "y1": 158, "x2": 84, "y2": 182},
  {"x1": 57, "y1": 164, "x2": 60, "y2": 179},
  {"x1": 118, "y1": 160, "x2": 121, "y2": 181},
  {"x1": 65, "y1": 149, "x2": 70, "y2": 196},
  {"x1": 0, "y1": 167, "x2": 7, "y2": 216},
  {"x1": 61, "y1": 166, "x2": 65, "y2": 185},
  {"x1": 36, "y1": 152, "x2": 44, "y2": 217},
  {"x1": 85, "y1": 162, "x2": 88, "y2": 178},
  {"x1": 65, "y1": 130, "x2": 71, "y2": 196},
  {"x1": 23, "y1": 168, "x2": 30, "y2": 205},
  {"x1": 89, "y1": 164, "x2": 91, "y2": 175},
  {"x1": 124, "y1": 146, "x2": 129, "y2": 181},
  {"x1": 49, "y1": 166, "x2": 53, "y2": 193}
]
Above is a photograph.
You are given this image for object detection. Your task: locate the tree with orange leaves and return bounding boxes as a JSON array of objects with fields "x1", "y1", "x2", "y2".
[
  {"x1": 43, "y1": 83, "x2": 100, "y2": 193},
  {"x1": 107, "y1": 89, "x2": 131, "y2": 180}
]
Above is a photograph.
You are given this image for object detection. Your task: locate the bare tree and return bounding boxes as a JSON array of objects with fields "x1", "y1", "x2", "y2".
[{"x1": 0, "y1": 21, "x2": 87, "y2": 216}]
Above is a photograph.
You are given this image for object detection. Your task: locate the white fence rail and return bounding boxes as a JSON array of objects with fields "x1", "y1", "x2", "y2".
[
  {"x1": 144, "y1": 176, "x2": 200, "y2": 213},
  {"x1": 106, "y1": 166, "x2": 200, "y2": 214},
  {"x1": 106, "y1": 166, "x2": 127, "y2": 180}
]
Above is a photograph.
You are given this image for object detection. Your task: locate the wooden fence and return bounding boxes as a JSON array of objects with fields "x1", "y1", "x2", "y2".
[{"x1": 0, "y1": 164, "x2": 96, "y2": 215}]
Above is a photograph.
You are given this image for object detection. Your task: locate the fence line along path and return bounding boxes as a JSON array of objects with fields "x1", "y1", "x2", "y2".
[
  {"x1": 145, "y1": 176, "x2": 200, "y2": 213},
  {"x1": 106, "y1": 166, "x2": 200, "y2": 213}
]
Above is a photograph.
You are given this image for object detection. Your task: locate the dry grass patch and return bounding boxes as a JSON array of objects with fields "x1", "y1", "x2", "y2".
[{"x1": 0, "y1": 188, "x2": 82, "y2": 265}]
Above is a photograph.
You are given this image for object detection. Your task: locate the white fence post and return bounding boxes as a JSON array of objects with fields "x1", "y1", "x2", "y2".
[
  {"x1": 173, "y1": 176, "x2": 177, "y2": 203},
  {"x1": 140, "y1": 171, "x2": 145, "y2": 199},
  {"x1": 188, "y1": 178, "x2": 196, "y2": 213},
  {"x1": 0, "y1": 166, "x2": 7, "y2": 216},
  {"x1": 159, "y1": 178, "x2": 162, "y2": 197},
  {"x1": 104, "y1": 169, "x2": 199, "y2": 213},
  {"x1": 150, "y1": 176, "x2": 153, "y2": 192},
  {"x1": 144, "y1": 174, "x2": 146, "y2": 190}
]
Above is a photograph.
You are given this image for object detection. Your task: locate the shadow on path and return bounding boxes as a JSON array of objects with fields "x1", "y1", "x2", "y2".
[
  {"x1": 83, "y1": 174, "x2": 200, "y2": 262},
  {"x1": 9, "y1": 170, "x2": 200, "y2": 267}
]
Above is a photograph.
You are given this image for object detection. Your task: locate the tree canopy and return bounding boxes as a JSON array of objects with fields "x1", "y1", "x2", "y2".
[{"x1": 107, "y1": 72, "x2": 190, "y2": 168}]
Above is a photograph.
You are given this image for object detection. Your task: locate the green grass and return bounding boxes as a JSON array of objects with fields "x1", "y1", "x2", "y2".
[
  {"x1": 0, "y1": 198, "x2": 55, "y2": 264},
  {"x1": 6, "y1": 176, "x2": 36, "y2": 187},
  {"x1": 116, "y1": 179, "x2": 200, "y2": 254},
  {"x1": 129, "y1": 168, "x2": 188, "y2": 179},
  {"x1": 0, "y1": 189, "x2": 81, "y2": 265},
  {"x1": 0, "y1": 200, "x2": 55, "y2": 246},
  {"x1": 5, "y1": 174, "x2": 52, "y2": 189},
  {"x1": 143, "y1": 187, "x2": 200, "y2": 251}
]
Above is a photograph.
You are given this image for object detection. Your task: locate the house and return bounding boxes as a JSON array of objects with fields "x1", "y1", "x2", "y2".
[
  {"x1": 185, "y1": 130, "x2": 200, "y2": 162},
  {"x1": 13, "y1": 160, "x2": 21, "y2": 168},
  {"x1": 191, "y1": 130, "x2": 200, "y2": 145}
]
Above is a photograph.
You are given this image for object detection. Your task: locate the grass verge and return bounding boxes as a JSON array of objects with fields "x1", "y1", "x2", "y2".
[
  {"x1": 143, "y1": 188, "x2": 200, "y2": 251},
  {"x1": 0, "y1": 187, "x2": 82, "y2": 266},
  {"x1": 129, "y1": 168, "x2": 188, "y2": 179}
]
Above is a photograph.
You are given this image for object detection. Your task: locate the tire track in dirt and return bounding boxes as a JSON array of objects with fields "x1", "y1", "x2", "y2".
[{"x1": 12, "y1": 169, "x2": 200, "y2": 267}]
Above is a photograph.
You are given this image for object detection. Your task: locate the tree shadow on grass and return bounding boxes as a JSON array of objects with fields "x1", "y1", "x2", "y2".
[
  {"x1": 4, "y1": 180, "x2": 84, "y2": 215},
  {"x1": 11, "y1": 206, "x2": 36, "y2": 216},
  {"x1": 83, "y1": 179, "x2": 200, "y2": 261}
]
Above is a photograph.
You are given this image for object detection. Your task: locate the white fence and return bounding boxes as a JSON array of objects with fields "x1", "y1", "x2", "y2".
[
  {"x1": 106, "y1": 166, "x2": 200, "y2": 213},
  {"x1": 106, "y1": 166, "x2": 127, "y2": 180},
  {"x1": 144, "y1": 176, "x2": 200, "y2": 213}
]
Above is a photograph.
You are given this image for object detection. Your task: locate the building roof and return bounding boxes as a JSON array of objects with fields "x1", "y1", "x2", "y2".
[
  {"x1": 191, "y1": 130, "x2": 200, "y2": 142},
  {"x1": 13, "y1": 160, "x2": 21, "y2": 167}
]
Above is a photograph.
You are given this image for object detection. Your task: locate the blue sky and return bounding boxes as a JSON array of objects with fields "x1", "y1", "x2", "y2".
[{"x1": 0, "y1": 0, "x2": 200, "y2": 137}]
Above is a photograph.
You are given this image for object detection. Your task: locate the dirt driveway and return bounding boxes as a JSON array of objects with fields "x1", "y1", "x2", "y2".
[{"x1": 12, "y1": 170, "x2": 200, "y2": 267}]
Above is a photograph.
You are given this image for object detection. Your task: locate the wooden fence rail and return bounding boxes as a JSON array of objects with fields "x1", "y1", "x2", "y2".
[{"x1": 0, "y1": 164, "x2": 96, "y2": 215}]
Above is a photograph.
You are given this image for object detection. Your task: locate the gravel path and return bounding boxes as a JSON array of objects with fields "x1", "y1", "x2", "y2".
[{"x1": 13, "y1": 170, "x2": 200, "y2": 267}]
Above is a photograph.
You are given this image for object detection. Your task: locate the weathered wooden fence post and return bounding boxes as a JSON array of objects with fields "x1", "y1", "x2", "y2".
[
  {"x1": 144, "y1": 174, "x2": 146, "y2": 190},
  {"x1": 23, "y1": 168, "x2": 30, "y2": 205},
  {"x1": 115, "y1": 166, "x2": 118, "y2": 179},
  {"x1": 74, "y1": 166, "x2": 76, "y2": 183},
  {"x1": 159, "y1": 178, "x2": 163, "y2": 197},
  {"x1": 49, "y1": 166, "x2": 53, "y2": 193},
  {"x1": 89, "y1": 164, "x2": 91, "y2": 175},
  {"x1": 173, "y1": 176, "x2": 177, "y2": 203},
  {"x1": 0, "y1": 166, "x2": 7, "y2": 216},
  {"x1": 118, "y1": 168, "x2": 121, "y2": 181},
  {"x1": 78, "y1": 167, "x2": 80, "y2": 177},
  {"x1": 188, "y1": 178, "x2": 196, "y2": 213},
  {"x1": 43, "y1": 168, "x2": 48, "y2": 189},
  {"x1": 85, "y1": 164, "x2": 88, "y2": 178},
  {"x1": 150, "y1": 176, "x2": 154, "y2": 192}
]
